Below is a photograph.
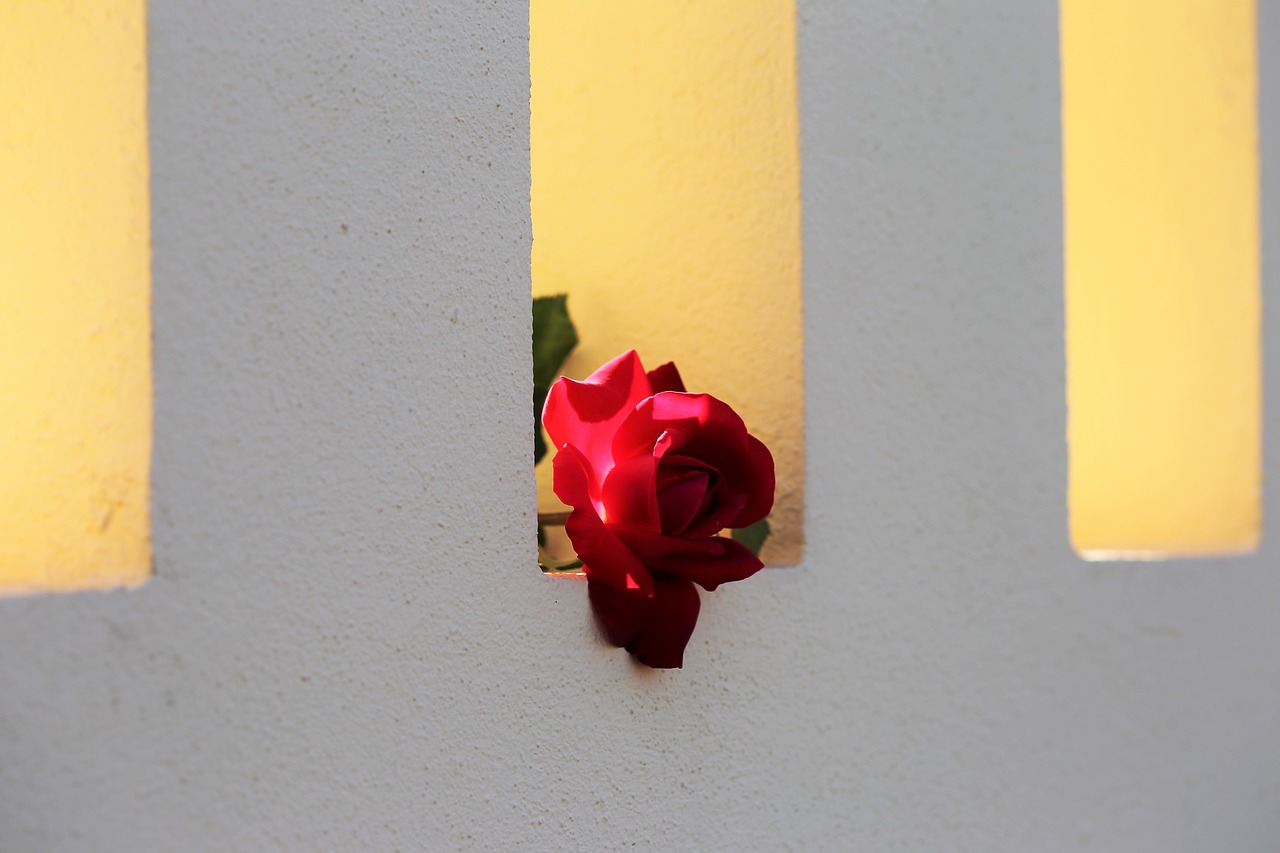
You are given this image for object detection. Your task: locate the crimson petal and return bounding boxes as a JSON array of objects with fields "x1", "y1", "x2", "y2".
[
  {"x1": 587, "y1": 579, "x2": 648, "y2": 649},
  {"x1": 726, "y1": 434, "x2": 775, "y2": 529},
  {"x1": 681, "y1": 489, "x2": 749, "y2": 540},
  {"x1": 656, "y1": 470, "x2": 710, "y2": 535},
  {"x1": 607, "y1": 527, "x2": 761, "y2": 591},
  {"x1": 610, "y1": 525, "x2": 726, "y2": 558},
  {"x1": 589, "y1": 574, "x2": 701, "y2": 669},
  {"x1": 543, "y1": 350, "x2": 653, "y2": 482},
  {"x1": 553, "y1": 444, "x2": 653, "y2": 598},
  {"x1": 644, "y1": 536, "x2": 764, "y2": 592},
  {"x1": 645, "y1": 361, "x2": 687, "y2": 393},
  {"x1": 613, "y1": 392, "x2": 750, "y2": 469},
  {"x1": 601, "y1": 452, "x2": 660, "y2": 531}
]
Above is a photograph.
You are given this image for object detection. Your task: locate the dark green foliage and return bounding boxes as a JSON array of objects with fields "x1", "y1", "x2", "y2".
[
  {"x1": 539, "y1": 559, "x2": 584, "y2": 575},
  {"x1": 532, "y1": 294, "x2": 578, "y2": 464},
  {"x1": 731, "y1": 517, "x2": 771, "y2": 557}
]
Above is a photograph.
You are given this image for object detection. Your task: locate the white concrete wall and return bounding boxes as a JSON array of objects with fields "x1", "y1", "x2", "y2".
[{"x1": 2, "y1": 2, "x2": 1278, "y2": 850}]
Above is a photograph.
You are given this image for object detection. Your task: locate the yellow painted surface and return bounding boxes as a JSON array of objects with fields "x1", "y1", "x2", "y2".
[
  {"x1": 531, "y1": 0, "x2": 804, "y2": 563},
  {"x1": 1063, "y1": 0, "x2": 1260, "y2": 557},
  {"x1": 0, "y1": 1, "x2": 151, "y2": 592}
]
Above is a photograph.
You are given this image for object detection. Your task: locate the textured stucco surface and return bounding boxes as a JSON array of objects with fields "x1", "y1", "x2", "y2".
[{"x1": 1, "y1": 1, "x2": 1279, "y2": 850}]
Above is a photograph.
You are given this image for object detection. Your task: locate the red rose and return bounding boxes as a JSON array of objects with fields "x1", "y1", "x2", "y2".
[{"x1": 542, "y1": 350, "x2": 775, "y2": 668}]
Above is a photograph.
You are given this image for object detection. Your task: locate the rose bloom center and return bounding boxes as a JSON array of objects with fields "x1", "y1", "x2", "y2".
[{"x1": 655, "y1": 459, "x2": 720, "y2": 536}]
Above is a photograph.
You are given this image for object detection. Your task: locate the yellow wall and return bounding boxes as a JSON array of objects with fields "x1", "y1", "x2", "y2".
[
  {"x1": 1063, "y1": 0, "x2": 1260, "y2": 557},
  {"x1": 0, "y1": 1, "x2": 151, "y2": 592},
  {"x1": 531, "y1": 0, "x2": 804, "y2": 564}
]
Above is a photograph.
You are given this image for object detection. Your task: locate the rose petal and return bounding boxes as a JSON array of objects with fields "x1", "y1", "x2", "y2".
[
  {"x1": 587, "y1": 579, "x2": 648, "y2": 649},
  {"x1": 601, "y1": 452, "x2": 660, "y2": 531},
  {"x1": 656, "y1": 454, "x2": 725, "y2": 537},
  {"x1": 553, "y1": 445, "x2": 653, "y2": 598},
  {"x1": 644, "y1": 536, "x2": 764, "y2": 592},
  {"x1": 726, "y1": 435, "x2": 775, "y2": 529},
  {"x1": 657, "y1": 458, "x2": 714, "y2": 489},
  {"x1": 611, "y1": 524, "x2": 727, "y2": 558},
  {"x1": 654, "y1": 453, "x2": 746, "y2": 538},
  {"x1": 613, "y1": 392, "x2": 749, "y2": 469},
  {"x1": 646, "y1": 361, "x2": 686, "y2": 394},
  {"x1": 627, "y1": 575, "x2": 701, "y2": 668},
  {"x1": 605, "y1": 528, "x2": 761, "y2": 591},
  {"x1": 615, "y1": 394, "x2": 773, "y2": 535},
  {"x1": 590, "y1": 575, "x2": 701, "y2": 669},
  {"x1": 681, "y1": 490, "x2": 749, "y2": 540},
  {"x1": 543, "y1": 350, "x2": 653, "y2": 481},
  {"x1": 656, "y1": 470, "x2": 710, "y2": 535}
]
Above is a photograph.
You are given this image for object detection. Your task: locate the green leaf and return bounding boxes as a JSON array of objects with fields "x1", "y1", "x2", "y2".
[
  {"x1": 533, "y1": 294, "x2": 579, "y2": 388},
  {"x1": 534, "y1": 417, "x2": 548, "y2": 464},
  {"x1": 532, "y1": 294, "x2": 578, "y2": 465},
  {"x1": 731, "y1": 517, "x2": 771, "y2": 557},
  {"x1": 540, "y1": 559, "x2": 584, "y2": 575}
]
